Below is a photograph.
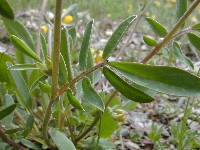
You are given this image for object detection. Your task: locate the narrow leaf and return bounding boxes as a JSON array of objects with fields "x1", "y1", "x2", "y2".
[
  {"x1": 103, "y1": 15, "x2": 136, "y2": 60},
  {"x1": 61, "y1": 4, "x2": 78, "y2": 19},
  {"x1": 2, "y1": 94, "x2": 14, "y2": 126},
  {"x1": 60, "y1": 28, "x2": 76, "y2": 91},
  {"x1": 143, "y1": 36, "x2": 158, "y2": 46},
  {"x1": 172, "y1": 41, "x2": 194, "y2": 70},
  {"x1": 188, "y1": 32, "x2": 200, "y2": 50},
  {"x1": 86, "y1": 48, "x2": 94, "y2": 84},
  {"x1": 39, "y1": 81, "x2": 51, "y2": 93},
  {"x1": 176, "y1": 0, "x2": 187, "y2": 28},
  {"x1": 0, "y1": 104, "x2": 16, "y2": 120},
  {"x1": 103, "y1": 67, "x2": 154, "y2": 103},
  {"x1": 10, "y1": 35, "x2": 42, "y2": 63},
  {"x1": 49, "y1": 130, "x2": 76, "y2": 150},
  {"x1": 59, "y1": 54, "x2": 68, "y2": 82},
  {"x1": 79, "y1": 19, "x2": 94, "y2": 69},
  {"x1": 0, "y1": 53, "x2": 14, "y2": 84},
  {"x1": 68, "y1": 27, "x2": 77, "y2": 47},
  {"x1": 7, "y1": 62, "x2": 32, "y2": 109},
  {"x1": 8, "y1": 64, "x2": 39, "y2": 70},
  {"x1": 21, "y1": 138, "x2": 40, "y2": 150},
  {"x1": 0, "y1": 0, "x2": 14, "y2": 19},
  {"x1": 67, "y1": 89, "x2": 84, "y2": 110},
  {"x1": 145, "y1": 17, "x2": 168, "y2": 37},
  {"x1": 30, "y1": 75, "x2": 48, "y2": 91},
  {"x1": 108, "y1": 62, "x2": 200, "y2": 97},
  {"x1": 40, "y1": 33, "x2": 48, "y2": 58},
  {"x1": 82, "y1": 77, "x2": 105, "y2": 111},
  {"x1": 192, "y1": 23, "x2": 200, "y2": 31},
  {"x1": 26, "y1": 114, "x2": 34, "y2": 131},
  {"x1": 3, "y1": 18, "x2": 35, "y2": 50},
  {"x1": 162, "y1": 47, "x2": 170, "y2": 58}
]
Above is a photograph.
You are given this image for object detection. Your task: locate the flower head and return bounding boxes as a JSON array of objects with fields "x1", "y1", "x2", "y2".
[{"x1": 62, "y1": 15, "x2": 73, "y2": 24}]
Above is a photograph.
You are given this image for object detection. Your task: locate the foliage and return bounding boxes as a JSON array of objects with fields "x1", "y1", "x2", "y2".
[{"x1": 1, "y1": 0, "x2": 200, "y2": 149}]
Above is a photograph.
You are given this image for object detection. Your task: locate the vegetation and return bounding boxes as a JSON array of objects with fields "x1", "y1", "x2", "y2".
[{"x1": 1, "y1": 0, "x2": 200, "y2": 149}]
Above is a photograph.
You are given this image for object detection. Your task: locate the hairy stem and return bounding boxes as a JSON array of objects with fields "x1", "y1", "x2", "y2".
[
  {"x1": 57, "y1": 60, "x2": 108, "y2": 95},
  {"x1": 140, "y1": 0, "x2": 200, "y2": 63},
  {"x1": 0, "y1": 126, "x2": 26, "y2": 150},
  {"x1": 42, "y1": 0, "x2": 62, "y2": 149}
]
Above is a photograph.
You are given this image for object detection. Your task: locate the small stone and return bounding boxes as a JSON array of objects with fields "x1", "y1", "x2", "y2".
[{"x1": 125, "y1": 141, "x2": 140, "y2": 150}]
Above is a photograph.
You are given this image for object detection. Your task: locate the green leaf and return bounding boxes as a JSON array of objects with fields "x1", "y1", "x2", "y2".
[
  {"x1": 100, "y1": 95, "x2": 120, "y2": 138},
  {"x1": 162, "y1": 47, "x2": 169, "y2": 58},
  {"x1": 0, "y1": 53, "x2": 14, "y2": 84},
  {"x1": 103, "y1": 15, "x2": 136, "y2": 60},
  {"x1": 176, "y1": 0, "x2": 187, "y2": 28},
  {"x1": 68, "y1": 27, "x2": 77, "y2": 47},
  {"x1": 122, "y1": 100, "x2": 137, "y2": 111},
  {"x1": 172, "y1": 41, "x2": 194, "y2": 70},
  {"x1": 59, "y1": 55, "x2": 68, "y2": 82},
  {"x1": 188, "y1": 32, "x2": 200, "y2": 50},
  {"x1": 79, "y1": 19, "x2": 94, "y2": 69},
  {"x1": 82, "y1": 137, "x2": 115, "y2": 150},
  {"x1": 1, "y1": 94, "x2": 15, "y2": 126},
  {"x1": 60, "y1": 28, "x2": 74, "y2": 83},
  {"x1": 103, "y1": 67, "x2": 154, "y2": 103},
  {"x1": 4, "y1": 128, "x2": 20, "y2": 135},
  {"x1": 39, "y1": 81, "x2": 51, "y2": 93},
  {"x1": 108, "y1": 62, "x2": 200, "y2": 97},
  {"x1": 10, "y1": 35, "x2": 42, "y2": 63},
  {"x1": 3, "y1": 18, "x2": 35, "y2": 51},
  {"x1": 86, "y1": 48, "x2": 94, "y2": 84},
  {"x1": 61, "y1": 4, "x2": 78, "y2": 19},
  {"x1": 82, "y1": 77, "x2": 105, "y2": 111},
  {"x1": 145, "y1": 17, "x2": 168, "y2": 37},
  {"x1": 192, "y1": 23, "x2": 200, "y2": 31},
  {"x1": 67, "y1": 89, "x2": 84, "y2": 110},
  {"x1": 30, "y1": 75, "x2": 48, "y2": 91},
  {"x1": 143, "y1": 36, "x2": 158, "y2": 46},
  {"x1": 8, "y1": 64, "x2": 39, "y2": 70},
  {"x1": 49, "y1": 130, "x2": 76, "y2": 150},
  {"x1": 26, "y1": 114, "x2": 34, "y2": 131},
  {"x1": 0, "y1": 0, "x2": 14, "y2": 19},
  {"x1": 21, "y1": 138, "x2": 41, "y2": 150},
  {"x1": 40, "y1": 33, "x2": 48, "y2": 58},
  {"x1": 0, "y1": 104, "x2": 16, "y2": 120},
  {"x1": 7, "y1": 62, "x2": 32, "y2": 109}
]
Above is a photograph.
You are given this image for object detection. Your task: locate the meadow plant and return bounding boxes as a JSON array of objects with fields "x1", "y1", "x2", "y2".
[{"x1": 1, "y1": 0, "x2": 200, "y2": 149}]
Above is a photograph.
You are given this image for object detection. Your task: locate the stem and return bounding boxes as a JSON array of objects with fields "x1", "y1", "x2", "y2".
[
  {"x1": 0, "y1": 126, "x2": 26, "y2": 150},
  {"x1": 42, "y1": 0, "x2": 62, "y2": 149},
  {"x1": 74, "y1": 90, "x2": 118, "y2": 144},
  {"x1": 115, "y1": 0, "x2": 153, "y2": 60},
  {"x1": 57, "y1": 60, "x2": 108, "y2": 95},
  {"x1": 140, "y1": 0, "x2": 200, "y2": 63},
  {"x1": 36, "y1": 0, "x2": 48, "y2": 57}
]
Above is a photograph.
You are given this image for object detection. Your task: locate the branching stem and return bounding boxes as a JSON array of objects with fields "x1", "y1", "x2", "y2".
[
  {"x1": 140, "y1": 0, "x2": 200, "y2": 63},
  {"x1": 42, "y1": 0, "x2": 62, "y2": 149}
]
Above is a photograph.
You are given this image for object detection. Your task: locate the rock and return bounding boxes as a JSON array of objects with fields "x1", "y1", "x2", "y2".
[{"x1": 125, "y1": 141, "x2": 140, "y2": 150}]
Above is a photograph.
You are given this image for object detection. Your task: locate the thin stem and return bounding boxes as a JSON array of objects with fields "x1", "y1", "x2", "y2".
[
  {"x1": 57, "y1": 60, "x2": 108, "y2": 95},
  {"x1": 115, "y1": 0, "x2": 153, "y2": 60},
  {"x1": 140, "y1": 0, "x2": 200, "y2": 63},
  {"x1": 74, "y1": 90, "x2": 118, "y2": 144},
  {"x1": 36, "y1": 0, "x2": 48, "y2": 57},
  {"x1": 0, "y1": 126, "x2": 26, "y2": 150},
  {"x1": 42, "y1": 0, "x2": 62, "y2": 149}
]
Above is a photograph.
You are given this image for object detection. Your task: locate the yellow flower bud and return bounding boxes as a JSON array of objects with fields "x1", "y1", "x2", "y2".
[{"x1": 62, "y1": 15, "x2": 73, "y2": 24}]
